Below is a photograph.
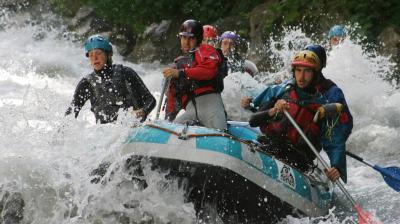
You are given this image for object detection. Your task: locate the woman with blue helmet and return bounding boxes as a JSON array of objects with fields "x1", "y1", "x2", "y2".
[
  {"x1": 66, "y1": 34, "x2": 156, "y2": 123},
  {"x1": 328, "y1": 25, "x2": 346, "y2": 46}
]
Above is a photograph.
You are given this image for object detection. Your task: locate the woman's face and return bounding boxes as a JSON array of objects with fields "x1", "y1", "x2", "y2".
[
  {"x1": 88, "y1": 49, "x2": 107, "y2": 71},
  {"x1": 220, "y1": 38, "x2": 235, "y2": 56}
]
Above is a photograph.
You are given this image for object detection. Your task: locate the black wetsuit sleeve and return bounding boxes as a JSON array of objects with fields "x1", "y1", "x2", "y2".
[
  {"x1": 248, "y1": 99, "x2": 277, "y2": 127},
  {"x1": 65, "y1": 78, "x2": 93, "y2": 118},
  {"x1": 249, "y1": 110, "x2": 270, "y2": 127},
  {"x1": 124, "y1": 67, "x2": 156, "y2": 117}
]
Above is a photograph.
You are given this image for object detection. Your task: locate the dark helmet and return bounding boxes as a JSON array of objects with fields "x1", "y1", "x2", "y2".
[
  {"x1": 84, "y1": 34, "x2": 113, "y2": 57},
  {"x1": 179, "y1": 19, "x2": 203, "y2": 45},
  {"x1": 305, "y1": 44, "x2": 327, "y2": 69}
]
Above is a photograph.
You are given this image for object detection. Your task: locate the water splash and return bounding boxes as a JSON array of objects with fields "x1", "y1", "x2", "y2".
[
  {"x1": 0, "y1": 8, "x2": 398, "y2": 224},
  {"x1": 221, "y1": 28, "x2": 399, "y2": 224}
]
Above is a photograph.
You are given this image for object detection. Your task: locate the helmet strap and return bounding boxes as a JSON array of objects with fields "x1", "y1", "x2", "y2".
[
  {"x1": 307, "y1": 70, "x2": 325, "y2": 91},
  {"x1": 106, "y1": 53, "x2": 113, "y2": 65}
]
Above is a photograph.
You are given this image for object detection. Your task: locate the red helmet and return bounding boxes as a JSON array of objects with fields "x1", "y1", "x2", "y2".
[
  {"x1": 203, "y1": 25, "x2": 218, "y2": 39},
  {"x1": 179, "y1": 19, "x2": 203, "y2": 44}
]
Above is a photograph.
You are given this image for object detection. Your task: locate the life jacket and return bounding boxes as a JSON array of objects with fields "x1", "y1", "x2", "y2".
[
  {"x1": 260, "y1": 79, "x2": 336, "y2": 154},
  {"x1": 191, "y1": 47, "x2": 228, "y2": 93},
  {"x1": 164, "y1": 56, "x2": 191, "y2": 121},
  {"x1": 164, "y1": 46, "x2": 228, "y2": 121},
  {"x1": 86, "y1": 65, "x2": 137, "y2": 123}
]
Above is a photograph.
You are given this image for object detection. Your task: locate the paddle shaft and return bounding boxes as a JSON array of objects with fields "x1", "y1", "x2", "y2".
[
  {"x1": 155, "y1": 78, "x2": 169, "y2": 120},
  {"x1": 346, "y1": 151, "x2": 375, "y2": 168},
  {"x1": 283, "y1": 110, "x2": 357, "y2": 207}
]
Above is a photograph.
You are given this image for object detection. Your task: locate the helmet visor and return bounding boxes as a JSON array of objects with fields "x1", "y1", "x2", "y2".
[{"x1": 179, "y1": 31, "x2": 194, "y2": 37}]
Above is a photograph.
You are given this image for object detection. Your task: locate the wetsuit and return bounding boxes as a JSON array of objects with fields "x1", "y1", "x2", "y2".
[{"x1": 66, "y1": 64, "x2": 156, "y2": 123}]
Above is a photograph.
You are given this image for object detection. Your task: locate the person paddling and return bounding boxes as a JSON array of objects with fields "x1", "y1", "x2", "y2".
[
  {"x1": 241, "y1": 45, "x2": 353, "y2": 182},
  {"x1": 66, "y1": 35, "x2": 156, "y2": 123},
  {"x1": 162, "y1": 19, "x2": 228, "y2": 130}
]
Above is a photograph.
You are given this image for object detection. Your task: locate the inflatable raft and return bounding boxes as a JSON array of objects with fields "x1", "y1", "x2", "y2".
[{"x1": 121, "y1": 121, "x2": 333, "y2": 223}]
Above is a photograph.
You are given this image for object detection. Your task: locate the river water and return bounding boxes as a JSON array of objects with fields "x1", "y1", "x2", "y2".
[{"x1": 0, "y1": 8, "x2": 398, "y2": 224}]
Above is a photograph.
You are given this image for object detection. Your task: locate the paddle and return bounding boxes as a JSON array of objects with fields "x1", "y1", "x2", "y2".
[
  {"x1": 283, "y1": 110, "x2": 381, "y2": 224},
  {"x1": 346, "y1": 151, "x2": 400, "y2": 192},
  {"x1": 155, "y1": 77, "x2": 169, "y2": 120}
]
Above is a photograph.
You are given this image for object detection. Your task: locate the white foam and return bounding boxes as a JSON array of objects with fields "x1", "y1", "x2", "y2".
[{"x1": 0, "y1": 10, "x2": 398, "y2": 223}]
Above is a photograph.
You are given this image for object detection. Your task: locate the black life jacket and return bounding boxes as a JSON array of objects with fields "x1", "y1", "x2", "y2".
[
  {"x1": 164, "y1": 56, "x2": 191, "y2": 121},
  {"x1": 174, "y1": 55, "x2": 193, "y2": 94}
]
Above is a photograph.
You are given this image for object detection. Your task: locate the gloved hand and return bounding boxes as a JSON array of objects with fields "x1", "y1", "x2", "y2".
[{"x1": 313, "y1": 103, "x2": 343, "y2": 122}]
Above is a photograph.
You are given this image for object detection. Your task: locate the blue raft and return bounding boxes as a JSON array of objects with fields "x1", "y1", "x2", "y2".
[{"x1": 121, "y1": 121, "x2": 333, "y2": 223}]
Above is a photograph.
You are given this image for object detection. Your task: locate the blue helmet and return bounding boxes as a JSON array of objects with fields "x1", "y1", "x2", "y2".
[
  {"x1": 304, "y1": 44, "x2": 327, "y2": 69},
  {"x1": 84, "y1": 34, "x2": 113, "y2": 57},
  {"x1": 328, "y1": 25, "x2": 346, "y2": 39},
  {"x1": 220, "y1": 31, "x2": 239, "y2": 43}
]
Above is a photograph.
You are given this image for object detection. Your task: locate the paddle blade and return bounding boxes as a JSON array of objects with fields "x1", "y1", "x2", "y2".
[
  {"x1": 354, "y1": 204, "x2": 382, "y2": 224},
  {"x1": 374, "y1": 166, "x2": 400, "y2": 192}
]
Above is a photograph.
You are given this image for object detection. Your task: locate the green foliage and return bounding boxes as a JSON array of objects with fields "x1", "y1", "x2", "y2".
[
  {"x1": 344, "y1": 0, "x2": 400, "y2": 39},
  {"x1": 264, "y1": 0, "x2": 400, "y2": 43},
  {"x1": 75, "y1": 0, "x2": 263, "y2": 33},
  {"x1": 51, "y1": 0, "x2": 400, "y2": 52},
  {"x1": 50, "y1": 0, "x2": 82, "y2": 17},
  {"x1": 51, "y1": 0, "x2": 400, "y2": 41}
]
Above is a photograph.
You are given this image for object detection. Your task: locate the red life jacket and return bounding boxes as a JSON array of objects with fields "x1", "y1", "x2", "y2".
[
  {"x1": 260, "y1": 87, "x2": 322, "y2": 150},
  {"x1": 183, "y1": 44, "x2": 226, "y2": 96},
  {"x1": 164, "y1": 45, "x2": 227, "y2": 121}
]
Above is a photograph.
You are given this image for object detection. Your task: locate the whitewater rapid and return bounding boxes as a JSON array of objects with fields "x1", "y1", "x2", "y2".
[{"x1": 0, "y1": 9, "x2": 398, "y2": 224}]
